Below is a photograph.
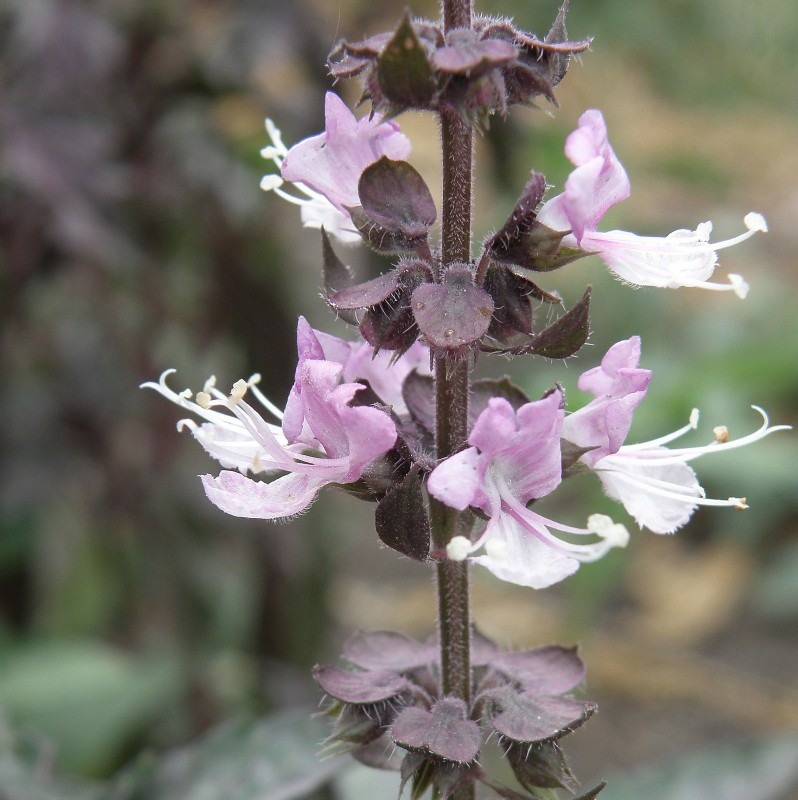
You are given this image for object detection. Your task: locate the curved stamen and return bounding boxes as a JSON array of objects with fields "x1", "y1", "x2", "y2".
[
  {"x1": 611, "y1": 406, "x2": 791, "y2": 465},
  {"x1": 598, "y1": 465, "x2": 746, "y2": 509},
  {"x1": 619, "y1": 410, "x2": 698, "y2": 451}
]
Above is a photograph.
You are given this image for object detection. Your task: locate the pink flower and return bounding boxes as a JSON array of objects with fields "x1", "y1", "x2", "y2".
[
  {"x1": 427, "y1": 390, "x2": 629, "y2": 589},
  {"x1": 537, "y1": 110, "x2": 767, "y2": 296},
  {"x1": 562, "y1": 338, "x2": 791, "y2": 534},
  {"x1": 141, "y1": 322, "x2": 398, "y2": 520},
  {"x1": 260, "y1": 92, "x2": 411, "y2": 244},
  {"x1": 283, "y1": 317, "x2": 431, "y2": 446}
]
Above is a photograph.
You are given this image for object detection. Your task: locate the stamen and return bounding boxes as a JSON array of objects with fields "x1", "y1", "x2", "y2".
[
  {"x1": 744, "y1": 212, "x2": 768, "y2": 233},
  {"x1": 264, "y1": 118, "x2": 287, "y2": 154},
  {"x1": 587, "y1": 514, "x2": 630, "y2": 547},
  {"x1": 196, "y1": 391, "x2": 212, "y2": 409},
  {"x1": 713, "y1": 425, "x2": 729, "y2": 443},
  {"x1": 230, "y1": 379, "x2": 249, "y2": 404},
  {"x1": 728, "y1": 274, "x2": 750, "y2": 299},
  {"x1": 260, "y1": 174, "x2": 284, "y2": 192},
  {"x1": 601, "y1": 467, "x2": 743, "y2": 508}
]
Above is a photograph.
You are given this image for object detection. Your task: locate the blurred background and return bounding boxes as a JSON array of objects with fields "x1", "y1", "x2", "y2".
[{"x1": 0, "y1": 0, "x2": 796, "y2": 797}]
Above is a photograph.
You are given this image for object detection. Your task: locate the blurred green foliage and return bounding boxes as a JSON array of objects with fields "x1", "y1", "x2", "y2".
[{"x1": 0, "y1": 0, "x2": 796, "y2": 795}]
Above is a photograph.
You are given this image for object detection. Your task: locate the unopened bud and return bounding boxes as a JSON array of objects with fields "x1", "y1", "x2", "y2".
[{"x1": 446, "y1": 536, "x2": 472, "y2": 561}]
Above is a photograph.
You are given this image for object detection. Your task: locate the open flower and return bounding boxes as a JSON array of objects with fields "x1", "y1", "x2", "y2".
[
  {"x1": 141, "y1": 321, "x2": 398, "y2": 520},
  {"x1": 587, "y1": 406, "x2": 790, "y2": 534},
  {"x1": 427, "y1": 390, "x2": 629, "y2": 589},
  {"x1": 563, "y1": 338, "x2": 791, "y2": 533},
  {"x1": 259, "y1": 92, "x2": 411, "y2": 244},
  {"x1": 537, "y1": 109, "x2": 767, "y2": 296}
]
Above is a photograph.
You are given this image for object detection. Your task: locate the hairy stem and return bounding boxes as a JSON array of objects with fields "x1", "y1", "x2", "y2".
[{"x1": 430, "y1": 3, "x2": 475, "y2": 799}]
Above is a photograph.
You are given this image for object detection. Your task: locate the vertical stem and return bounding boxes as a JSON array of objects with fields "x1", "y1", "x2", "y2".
[
  {"x1": 432, "y1": 105, "x2": 473, "y2": 702},
  {"x1": 431, "y1": 0, "x2": 474, "y2": 785}
]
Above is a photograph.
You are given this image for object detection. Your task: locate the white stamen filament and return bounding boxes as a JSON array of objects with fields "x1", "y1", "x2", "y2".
[
  {"x1": 496, "y1": 484, "x2": 628, "y2": 563},
  {"x1": 597, "y1": 465, "x2": 745, "y2": 509},
  {"x1": 620, "y1": 411, "x2": 698, "y2": 451},
  {"x1": 610, "y1": 405, "x2": 790, "y2": 466}
]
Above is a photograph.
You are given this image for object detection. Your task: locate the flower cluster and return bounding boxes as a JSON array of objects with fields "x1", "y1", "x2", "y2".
[
  {"x1": 147, "y1": 89, "x2": 786, "y2": 592},
  {"x1": 262, "y1": 99, "x2": 766, "y2": 376},
  {"x1": 145, "y1": 321, "x2": 788, "y2": 589}
]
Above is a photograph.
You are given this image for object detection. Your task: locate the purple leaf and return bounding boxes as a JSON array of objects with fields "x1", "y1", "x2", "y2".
[
  {"x1": 377, "y1": 14, "x2": 436, "y2": 108},
  {"x1": 391, "y1": 698, "x2": 481, "y2": 763},
  {"x1": 531, "y1": 286, "x2": 591, "y2": 359},
  {"x1": 432, "y1": 28, "x2": 516, "y2": 74},
  {"x1": 402, "y1": 370, "x2": 435, "y2": 434},
  {"x1": 343, "y1": 630, "x2": 434, "y2": 671},
  {"x1": 489, "y1": 172, "x2": 547, "y2": 248},
  {"x1": 375, "y1": 467, "x2": 431, "y2": 561},
  {"x1": 506, "y1": 739, "x2": 573, "y2": 791},
  {"x1": 314, "y1": 664, "x2": 408, "y2": 704},
  {"x1": 492, "y1": 645, "x2": 586, "y2": 695},
  {"x1": 412, "y1": 268, "x2": 494, "y2": 354},
  {"x1": 328, "y1": 271, "x2": 400, "y2": 310},
  {"x1": 358, "y1": 157, "x2": 436, "y2": 239},
  {"x1": 490, "y1": 689, "x2": 596, "y2": 743}
]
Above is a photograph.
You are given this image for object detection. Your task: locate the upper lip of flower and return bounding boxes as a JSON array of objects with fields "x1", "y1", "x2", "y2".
[{"x1": 258, "y1": 92, "x2": 412, "y2": 245}]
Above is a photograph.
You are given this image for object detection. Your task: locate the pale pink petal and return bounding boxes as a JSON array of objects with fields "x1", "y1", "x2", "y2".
[
  {"x1": 471, "y1": 514, "x2": 580, "y2": 589},
  {"x1": 562, "y1": 337, "x2": 650, "y2": 465},
  {"x1": 340, "y1": 341, "x2": 432, "y2": 413},
  {"x1": 201, "y1": 470, "x2": 321, "y2": 519},
  {"x1": 283, "y1": 317, "x2": 327, "y2": 443},
  {"x1": 577, "y1": 336, "x2": 644, "y2": 397},
  {"x1": 427, "y1": 448, "x2": 483, "y2": 511},
  {"x1": 596, "y1": 457, "x2": 701, "y2": 534},
  {"x1": 336, "y1": 402, "x2": 398, "y2": 482},
  {"x1": 468, "y1": 398, "x2": 521, "y2": 460},
  {"x1": 297, "y1": 360, "x2": 352, "y2": 458},
  {"x1": 537, "y1": 109, "x2": 630, "y2": 241},
  {"x1": 280, "y1": 92, "x2": 411, "y2": 214},
  {"x1": 508, "y1": 392, "x2": 564, "y2": 502},
  {"x1": 580, "y1": 228, "x2": 718, "y2": 288}
]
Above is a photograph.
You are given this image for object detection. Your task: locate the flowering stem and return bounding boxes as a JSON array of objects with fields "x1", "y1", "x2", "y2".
[{"x1": 431, "y1": 2, "x2": 474, "y2": 798}]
